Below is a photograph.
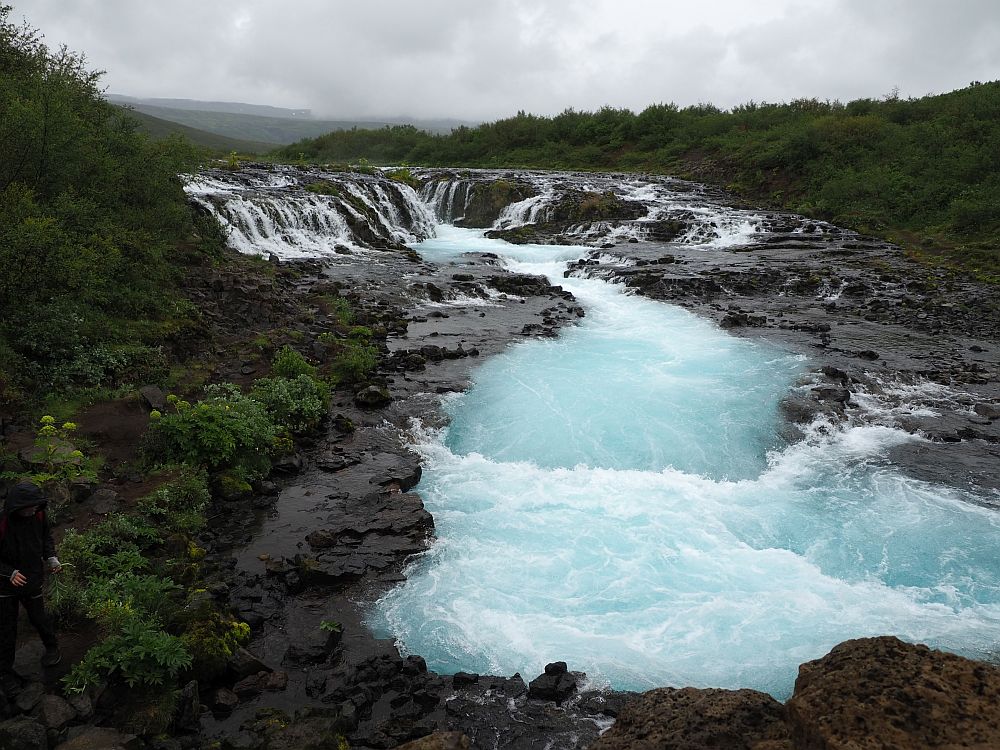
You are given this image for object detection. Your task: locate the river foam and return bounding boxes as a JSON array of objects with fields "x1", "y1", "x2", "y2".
[{"x1": 373, "y1": 226, "x2": 1000, "y2": 700}]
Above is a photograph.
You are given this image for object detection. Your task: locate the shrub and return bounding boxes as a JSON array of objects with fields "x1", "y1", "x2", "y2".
[
  {"x1": 64, "y1": 619, "x2": 191, "y2": 692},
  {"x1": 333, "y1": 340, "x2": 378, "y2": 382},
  {"x1": 271, "y1": 345, "x2": 317, "y2": 380},
  {"x1": 250, "y1": 375, "x2": 329, "y2": 433},
  {"x1": 148, "y1": 386, "x2": 276, "y2": 482},
  {"x1": 136, "y1": 469, "x2": 210, "y2": 534}
]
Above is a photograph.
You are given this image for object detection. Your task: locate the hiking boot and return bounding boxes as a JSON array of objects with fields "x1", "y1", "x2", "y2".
[{"x1": 40, "y1": 645, "x2": 61, "y2": 667}]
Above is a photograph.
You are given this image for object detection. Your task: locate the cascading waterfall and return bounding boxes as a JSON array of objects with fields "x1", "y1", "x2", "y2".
[{"x1": 184, "y1": 165, "x2": 437, "y2": 259}]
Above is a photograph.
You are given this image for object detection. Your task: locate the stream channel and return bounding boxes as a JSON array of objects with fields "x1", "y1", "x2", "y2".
[{"x1": 374, "y1": 224, "x2": 1000, "y2": 701}]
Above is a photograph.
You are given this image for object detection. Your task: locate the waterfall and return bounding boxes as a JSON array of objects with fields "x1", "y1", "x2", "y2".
[{"x1": 184, "y1": 165, "x2": 436, "y2": 260}]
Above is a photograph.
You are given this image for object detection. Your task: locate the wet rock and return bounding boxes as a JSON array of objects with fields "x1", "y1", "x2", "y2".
[
  {"x1": 254, "y1": 706, "x2": 356, "y2": 750},
  {"x1": 138, "y1": 385, "x2": 167, "y2": 412},
  {"x1": 786, "y1": 636, "x2": 1000, "y2": 750},
  {"x1": 172, "y1": 680, "x2": 201, "y2": 732},
  {"x1": 233, "y1": 674, "x2": 264, "y2": 701},
  {"x1": 355, "y1": 385, "x2": 392, "y2": 408},
  {"x1": 272, "y1": 452, "x2": 305, "y2": 474},
  {"x1": 55, "y1": 727, "x2": 140, "y2": 750},
  {"x1": 33, "y1": 694, "x2": 75, "y2": 730},
  {"x1": 396, "y1": 732, "x2": 471, "y2": 750},
  {"x1": 229, "y1": 647, "x2": 272, "y2": 679},
  {"x1": 974, "y1": 402, "x2": 1000, "y2": 420},
  {"x1": 210, "y1": 688, "x2": 240, "y2": 714},
  {"x1": 812, "y1": 386, "x2": 850, "y2": 404},
  {"x1": 528, "y1": 662, "x2": 577, "y2": 704},
  {"x1": 590, "y1": 687, "x2": 790, "y2": 750},
  {"x1": 452, "y1": 672, "x2": 479, "y2": 688},
  {"x1": 14, "y1": 681, "x2": 44, "y2": 712},
  {"x1": 0, "y1": 716, "x2": 46, "y2": 750},
  {"x1": 856, "y1": 349, "x2": 880, "y2": 361}
]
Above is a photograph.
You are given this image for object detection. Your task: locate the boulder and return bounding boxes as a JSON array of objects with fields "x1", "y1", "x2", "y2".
[
  {"x1": 528, "y1": 662, "x2": 577, "y2": 704},
  {"x1": 0, "y1": 716, "x2": 47, "y2": 750},
  {"x1": 786, "y1": 636, "x2": 1000, "y2": 750},
  {"x1": 14, "y1": 681, "x2": 45, "y2": 713},
  {"x1": 33, "y1": 694, "x2": 75, "y2": 730},
  {"x1": 589, "y1": 687, "x2": 790, "y2": 750},
  {"x1": 229, "y1": 647, "x2": 271, "y2": 679},
  {"x1": 138, "y1": 385, "x2": 167, "y2": 412},
  {"x1": 209, "y1": 688, "x2": 239, "y2": 714},
  {"x1": 355, "y1": 385, "x2": 391, "y2": 408}
]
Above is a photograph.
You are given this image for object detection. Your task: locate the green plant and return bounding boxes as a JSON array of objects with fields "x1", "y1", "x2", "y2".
[
  {"x1": 250, "y1": 375, "x2": 329, "y2": 433},
  {"x1": 319, "y1": 619, "x2": 342, "y2": 632},
  {"x1": 148, "y1": 386, "x2": 277, "y2": 482},
  {"x1": 64, "y1": 619, "x2": 191, "y2": 692},
  {"x1": 136, "y1": 469, "x2": 211, "y2": 534},
  {"x1": 347, "y1": 325, "x2": 373, "y2": 341},
  {"x1": 271, "y1": 345, "x2": 317, "y2": 379},
  {"x1": 333, "y1": 340, "x2": 378, "y2": 382},
  {"x1": 385, "y1": 167, "x2": 419, "y2": 188},
  {"x1": 226, "y1": 150, "x2": 241, "y2": 170},
  {"x1": 304, "y1": 181, "x2": 340, "y2": 196},
  {"x1": 326, "y1": 297, "x2": 353, "y2": 325},
  {"x1": 20, "y1": 415, "x2": 93, "y2": 483}
]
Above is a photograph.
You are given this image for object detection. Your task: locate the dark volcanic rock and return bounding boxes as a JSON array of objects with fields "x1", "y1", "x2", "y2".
[
  {"x1": 589, "y1": 687, "x2": 790, "y2": 750},
  {"x1": 527, "y1": 662, "x2": 578, "y2": 704},
  {"x1": 355, "y1": 384, "x2": 392, "y2": 408},
  {"x1": 0, "y1": 717, "x2": 47, "y2": 750},
  {"x1": 786, "y1": 636, "x2": 1000, "y2": 750},
  {"x1": 396, "y1": 732, "x2": 471, "y2": 750}
]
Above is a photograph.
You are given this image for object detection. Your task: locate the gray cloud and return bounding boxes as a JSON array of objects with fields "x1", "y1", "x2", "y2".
[{"x1": 13, "y1": 0, "x2": 1000, "y2": 120}]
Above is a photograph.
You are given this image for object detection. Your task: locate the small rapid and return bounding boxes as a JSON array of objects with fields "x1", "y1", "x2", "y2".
[{"x1": 373, "y1": 225, "x2": 1000, "y2": 699}]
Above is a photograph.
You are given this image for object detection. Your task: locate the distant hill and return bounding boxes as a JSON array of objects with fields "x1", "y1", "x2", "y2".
[
  {"x1": 115, "y1": 106, "x2": 275, "y2": 154},
  {"x1": 106, "y1": 95, "x2": 479, "y2": 144},
  {"x1": 109, "y1": 95, "x2": 311, "y2": 119}
]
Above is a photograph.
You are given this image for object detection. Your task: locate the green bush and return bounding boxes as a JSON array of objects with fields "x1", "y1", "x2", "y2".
[
  {"x1": 333, "y1": 340, "x2": 378, "y2": 382},
  {"x1": 250, "y1": 374, "x2": 329, "y2": 433},
  {"x1": 54, "y1": 511, "x2": 193, "y2": 693},
  {"x1": 271, "y1": 345, "x2": 317, "y2": 379},
  {"x1": 148, "y1": 385, "x2": 276, "y2": 482},
  {"x1": 136, "y1": 469, "x2": 210, "y2": 534},
  {"x1": 64, "y1": 619, "x2": 191, "y2": 692}
]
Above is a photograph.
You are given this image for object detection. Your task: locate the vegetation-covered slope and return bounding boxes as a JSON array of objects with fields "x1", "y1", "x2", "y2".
[
  {"x1": 0, "y1": 6, "x2": 216, "y2": 409},
  {"x1": 118, "y1": 106, "x2": 273, "y2": 154},
  {"x1": 278, "y1": 84, "x2": 1000, "y2": 274}
]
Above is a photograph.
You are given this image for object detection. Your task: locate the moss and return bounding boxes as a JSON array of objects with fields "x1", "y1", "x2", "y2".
[
  {"x1": 179, "y1": 610, "x2": 251, "y2": 681},
  {"x1": 304, "y1": 181, "x2": 340, "y2": 196}
]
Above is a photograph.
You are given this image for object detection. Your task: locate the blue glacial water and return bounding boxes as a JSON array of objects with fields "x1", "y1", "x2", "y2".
[{"x1": 373, "y1": 225, "x2": 1000, "y2": 699}]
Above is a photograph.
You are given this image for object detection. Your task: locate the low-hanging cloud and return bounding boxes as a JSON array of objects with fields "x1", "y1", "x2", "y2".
[{"x1": 13, "y1": 0, "x2": 1000, "y2": 120}]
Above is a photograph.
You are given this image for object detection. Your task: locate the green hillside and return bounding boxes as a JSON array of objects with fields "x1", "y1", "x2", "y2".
[
  {"x1": 117, "y1": 106, "x2": 274, "y2": 154},
  {"x1": 123, "y1": 103, "x2": 395, "y2": 145}
]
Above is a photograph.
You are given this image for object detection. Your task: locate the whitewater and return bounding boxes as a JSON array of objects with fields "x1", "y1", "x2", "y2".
[{"x1": 373, "y1": 225, "x2": 1000, "y2": 700}]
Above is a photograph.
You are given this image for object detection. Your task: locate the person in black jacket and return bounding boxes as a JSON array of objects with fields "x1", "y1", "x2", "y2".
[{"x1": 0, "y1": 481, "x2": 61, "y2": 693}]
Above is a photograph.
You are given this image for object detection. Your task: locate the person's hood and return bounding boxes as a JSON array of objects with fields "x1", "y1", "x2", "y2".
[{"x1": 5, "y1": 482, "x2": 47, "y2": 513}]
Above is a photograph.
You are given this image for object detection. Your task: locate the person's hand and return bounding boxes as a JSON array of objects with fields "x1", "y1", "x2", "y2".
[
  {"x1": 47, "y1": 557, "x2": 62, "y2": 574},
  {"x1": 10, "y1": 571, "x2": 26, "y2": 587}
]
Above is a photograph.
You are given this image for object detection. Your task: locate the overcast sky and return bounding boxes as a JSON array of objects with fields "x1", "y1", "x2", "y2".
[{"x1": 13, "y1": 0, "x2": 1000, "y2": 121}]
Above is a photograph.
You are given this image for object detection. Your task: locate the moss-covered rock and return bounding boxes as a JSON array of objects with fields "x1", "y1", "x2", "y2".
[{"x1": 455, "y1": 179, "x2": 538, "y2": 228}]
